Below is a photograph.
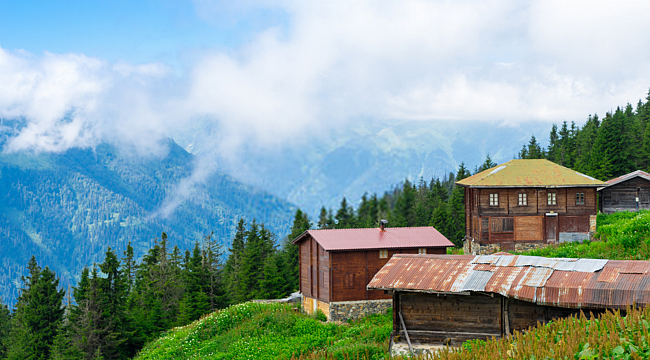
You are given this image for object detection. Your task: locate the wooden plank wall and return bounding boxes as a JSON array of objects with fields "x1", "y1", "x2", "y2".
[
  {"x1": 468, "y1": 187, "x2": 597, "y2": 244},
  {"x1": 330, "y1": 247, "x2": 446, "y2": 302},
  {"x1": 396, "y1": 292, "x2": 605, "y2": 346},
  {"x1": 601, "y1": 178, "x2": 650, "y2": 213}
]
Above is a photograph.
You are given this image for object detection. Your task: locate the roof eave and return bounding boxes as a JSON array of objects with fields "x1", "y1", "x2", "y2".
[{"x1": 463, "y1": 184, "x2": 604, "y2": 189}]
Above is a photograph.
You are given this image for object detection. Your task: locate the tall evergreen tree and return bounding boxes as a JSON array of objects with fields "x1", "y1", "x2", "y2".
[{"x1": 7, "y1": 256, "x2": 65, "y2": 360}]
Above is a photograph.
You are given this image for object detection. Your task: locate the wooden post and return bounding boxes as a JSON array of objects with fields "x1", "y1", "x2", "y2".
[{"x1": 398, "y1": 311, "x2": 413, "y2": 355}]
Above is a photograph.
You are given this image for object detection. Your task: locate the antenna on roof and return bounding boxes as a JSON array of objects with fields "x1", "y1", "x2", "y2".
[{"x1": 379, "y1": 219, "x2": 388, "y2": 232}]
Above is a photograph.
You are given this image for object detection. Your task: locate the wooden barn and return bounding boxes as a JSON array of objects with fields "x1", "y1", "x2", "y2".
[
  {"x1": 292, "y1": 225, "x2": 453, "y2": 321},
  {"x1": 368, "y1": 253, "x2": 650, "y2": 350},
  {"x1": 456, "y1": 159, "x2": 605, "y2": 254},
  {"x1": 598, "y1": 170, "x2": 650, "y2": 213}
]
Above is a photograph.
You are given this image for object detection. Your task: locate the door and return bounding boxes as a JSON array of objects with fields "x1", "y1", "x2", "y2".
[{"x1": 546, "y1": 215, "x2": 557, "y2": 242}]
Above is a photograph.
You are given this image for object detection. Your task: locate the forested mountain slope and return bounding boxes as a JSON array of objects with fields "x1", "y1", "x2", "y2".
[{"x1": 0, "y1": 138, "x2": 294, "y2": 306}]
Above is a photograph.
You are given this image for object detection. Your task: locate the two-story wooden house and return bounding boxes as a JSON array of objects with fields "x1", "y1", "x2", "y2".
[
  {"x1": 456, "y1": 159, "x2": 605, "y2": 254},
  {"x1": 292, "y1": 225, "x2": 453, "y2": 321}
]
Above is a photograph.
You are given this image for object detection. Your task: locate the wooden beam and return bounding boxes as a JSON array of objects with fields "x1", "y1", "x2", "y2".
[{"x1": 398, "y1": 311, "x2": 413, "y2": 355}]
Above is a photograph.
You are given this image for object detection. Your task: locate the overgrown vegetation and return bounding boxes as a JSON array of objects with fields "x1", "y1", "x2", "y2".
[
  {"x1": 519, "y1": 210, "x2": 650, "y2": 260},
  {"x1": 134, "y1": 302, "x2": 392, "y2": 360},
  {"x1": 134, "y1": 302, "x2": 650, "y2": 360},
  {"x1": 422, "y1": 307, "x2": 650, "y2": 359}
]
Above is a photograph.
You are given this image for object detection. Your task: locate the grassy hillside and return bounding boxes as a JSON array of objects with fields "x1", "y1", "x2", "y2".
[
  {"x1": 520, "y1": 211, "x2": 650, "y2": 260},
  {"x1": 136, "y1": 302, "x2": 650, "y2": 360},
  {"x1": 134, "y1": 302, "x2": 392, "y2": 360},
  {"x1": 0, "y1": 139, "x2": 295, "y2": 306}
]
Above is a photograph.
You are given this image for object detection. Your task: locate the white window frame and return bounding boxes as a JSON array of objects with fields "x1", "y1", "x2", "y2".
[
  {"x1": 489, "y1": 193, "x2": 499, "y2": 206},
  {"x1": 547, "y1": 192, "x2": 557, "y2": 206},
  {"x1": 518, "y1": 193, "x2": 527, "y2": 206}
]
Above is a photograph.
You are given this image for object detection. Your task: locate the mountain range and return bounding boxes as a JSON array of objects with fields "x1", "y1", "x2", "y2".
[
  {"x1": 0, "y1": 134, "x2": 294, "y2": 306},
  {"x1": 176, "y1": 119, "x2": 552, "y2": 215}
]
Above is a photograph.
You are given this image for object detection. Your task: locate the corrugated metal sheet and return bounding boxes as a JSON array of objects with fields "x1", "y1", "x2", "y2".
[
  {"x1": 456, "y1": 159, "x2": 605, "y2": 188},
  {"x1": 459, "y1": 270, "x2": 494, "y2": 292},
  {"x1": 291, "y1": 226, "x2": 454, "y2": 251},
  {"x1": 367, "y1": 254, "x2": 650, "y2": 309}
]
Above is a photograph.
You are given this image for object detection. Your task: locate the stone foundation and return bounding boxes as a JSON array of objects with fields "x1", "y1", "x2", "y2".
[
  {"x1": 328, "y1": 299, "x2": 392, "y2": 322},
  {"x1": 301, "y1": 297, "x2": 392, "y2": 322},
  {"x1": 463, "y1": 240, "x2": 551, "y2": 255}
]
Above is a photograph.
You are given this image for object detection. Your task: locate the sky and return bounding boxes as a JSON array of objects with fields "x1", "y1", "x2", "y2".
[{"x1": 1, "y1": 0, "x2": 650, "y2": 156}]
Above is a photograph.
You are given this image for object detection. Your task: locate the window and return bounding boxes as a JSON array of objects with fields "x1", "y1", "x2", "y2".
[
  {"x1": 547, "y1": 192, "x2": 557, "y2": 206},
  {"x1": 379, "y1": 249, "x2": 388, "y2": 258},
  {"x1": 418, "y1": 248, "x2": 427, "y2": 254},
  {"x1": 576, "y1": 192, "x2": 585, "y2": 205},
  {"x1": 489, "y1": 193, "x2": 499, "y2": 206},
  {"x1": 518, "y1": 193, "x2": 528, "y2": 206}
]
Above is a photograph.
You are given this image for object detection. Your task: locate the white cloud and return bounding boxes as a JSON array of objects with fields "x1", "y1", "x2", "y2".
[{"x1": 2, "y1": 0, "x2": 650, "y2": 160}]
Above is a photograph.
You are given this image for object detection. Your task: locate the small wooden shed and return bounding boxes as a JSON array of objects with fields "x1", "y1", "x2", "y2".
[
  {"x1": 292, "y1": 226, "x2": 453, "y2": 321},
  {"x1": 599, "y1": 170, "x2": 650, "y2": 213},
  {"x1": 368, "y1": 253, "x2": 650, "y2": 349}
]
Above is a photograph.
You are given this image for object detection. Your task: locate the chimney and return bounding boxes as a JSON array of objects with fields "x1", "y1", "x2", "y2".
[{"x1": 379, "y1": 219, "x2": 388, "y2": 232}]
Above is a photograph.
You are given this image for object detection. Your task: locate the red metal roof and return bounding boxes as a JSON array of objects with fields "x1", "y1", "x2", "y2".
[
  {"x1": 291, "y1": 226, "x2": 454, "y2": 251},
  {"x1": 367, "y1": 254, "x2": 650, "y2": 309}
]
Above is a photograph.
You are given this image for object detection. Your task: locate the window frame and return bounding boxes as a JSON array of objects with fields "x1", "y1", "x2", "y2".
[
  {"x1": 518, "y1": 193, "x2": 528, "y2": 206},
  {"x1": 489, "y1": 193, "x2": 499, "y2": 206},
  {"x1": 418, "y1": 248, "x2": 427, "y2": 254},
  {"x1": 576, "y1": 192, "x2": 585, "y2": 206},
  {"x1": 379, "y1": 249, "x2": 388, "y2": 259},
  {"x1": 547, "y1": 192, "x2": 557, "y2": 206}
]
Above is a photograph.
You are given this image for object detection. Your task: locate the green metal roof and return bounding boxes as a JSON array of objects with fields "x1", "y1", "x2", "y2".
[{"x1": 456, "y1": 159, "x2": 606, "y2": 188}]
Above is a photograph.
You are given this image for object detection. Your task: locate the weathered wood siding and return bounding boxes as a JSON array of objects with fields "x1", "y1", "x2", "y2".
[
  {"x1": 601, "y1": 178, "x2": 650, "y2": 214},
  {"x1": 298, "y1": 236, "x2": 330, "y2": 302},
  {"x1": 465, "y1": 187, "x2": 597, "y2": 245},
  {"x1": 394, "y1": 292, "x2": 603, "y2": 346},
  {"x1": 329, "y1": 247, "x2": 446, "y2": 302}
]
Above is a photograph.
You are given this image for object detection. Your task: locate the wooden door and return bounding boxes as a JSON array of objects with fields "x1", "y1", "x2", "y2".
[{"x1": 546, "y1": 215, "x2": 557, "y2": 241}]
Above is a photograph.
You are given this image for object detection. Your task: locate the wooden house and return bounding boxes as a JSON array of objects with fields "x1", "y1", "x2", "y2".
[
  {"x1": 368, "y1": 253, "x2": 650, "y2": 350},
  {"x1": 598, "y1": 170, "x2": 650, "y2": 213},
  {"x1": 291, "y1": 225, "x2": 453, "y2": 321},
  {"x1": 456, "y1": 159, "x2": 605, "y2": 254}
]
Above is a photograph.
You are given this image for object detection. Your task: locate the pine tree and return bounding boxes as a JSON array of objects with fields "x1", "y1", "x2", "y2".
[
  {"x1": 7, "y1": 257, "x2": 65, "y2": 360},
  {"x1": 0, "y1": 298, "x2": 11, "y2": 359},
  {"x1": 478, "y1": 154, "x2": 497, "y2": 172},
  {"x1": 223, "y1": 219, "x2": 247, "y2": 305},
  {"x1": 335, "y1": 197, "x2": 354, "y2": 228}
]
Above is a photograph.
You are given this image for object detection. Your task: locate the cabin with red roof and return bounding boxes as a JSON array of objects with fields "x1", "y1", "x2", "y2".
[
  {"x1": 598, "y1": 170, "x2": 650, "y2": 213},
  {"x1": 291, "y1": 225, "x2": 453, "y2": 321}
]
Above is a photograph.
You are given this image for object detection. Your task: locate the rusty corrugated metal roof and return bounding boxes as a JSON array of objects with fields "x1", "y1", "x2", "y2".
[
  {"x1": 367, "y1": 254, "x2": 650, "y2": 309},
  {"x1": 291, "y1": 226, "x2": 454, "y2": 251},
  {"x1": 456, "y1": 159, "x2": 605, "y2": 188}
]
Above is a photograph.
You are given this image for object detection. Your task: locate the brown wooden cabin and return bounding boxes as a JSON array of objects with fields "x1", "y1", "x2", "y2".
[
  {"x1": 291, "y1": 226, "x2": 453, "y2": 321},
  {"x1": 368, "y1": 254, "x2": 650, "y2": 349},
  {"x1": 598, "y1": 170, "x2": 650, "y2": 213},
  {"x1": 456, "y1": 159, "x2": 605, "y2": 253}
]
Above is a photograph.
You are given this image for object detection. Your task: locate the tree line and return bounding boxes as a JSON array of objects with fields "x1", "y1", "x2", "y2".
[
  {"x1": 315, "y1": 162, "x2": 474, "y2": 247},
  {"x1": 0, "y1": 218, "x2": 308, "y2": 360},
  {"x1": 518, "y1": 90, "x2": 650, "y2": 180}
]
